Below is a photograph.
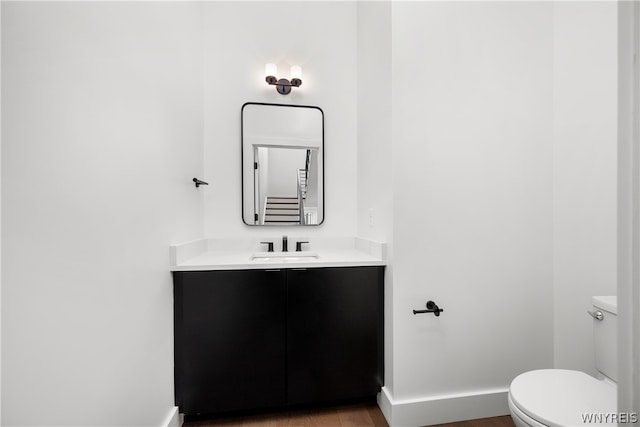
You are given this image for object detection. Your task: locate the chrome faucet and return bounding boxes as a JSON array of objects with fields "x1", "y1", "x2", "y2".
[{"x1": 282, "y1": 235, "x2": 288, "y2": 252}]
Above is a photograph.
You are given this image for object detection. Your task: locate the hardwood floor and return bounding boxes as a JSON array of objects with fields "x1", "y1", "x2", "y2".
[
  {"x1": 183, "y1": 403, "x2": 515, "y2": 427},
  {"x1": 184, "y1": 402, "x2": 387, "y2": 427},
  {"x1": 427, "y1": 415, "x2": 516, "y2": 427}
]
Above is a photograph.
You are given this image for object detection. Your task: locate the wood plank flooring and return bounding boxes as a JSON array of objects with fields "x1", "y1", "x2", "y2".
[
  {"x1": 183, "y1": 403, "x2": 515, "y2": 427},
  {"x1": 184, "y1": 403, "x2": 387, "y2": 427},
  {"x1": 428, "y1": 415, "x2": 515, "y2": 427}
]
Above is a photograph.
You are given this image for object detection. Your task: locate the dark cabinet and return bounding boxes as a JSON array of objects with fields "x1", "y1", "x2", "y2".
[
  {"x1": 287, "y1": 267, "x2": 384, "y2": 404},
  {"x1": 173, "y1": 269, "x2": 286, "y2": 415},
  {"x1": 173, "y1": 266, "x2": 384, "y2": 416}
]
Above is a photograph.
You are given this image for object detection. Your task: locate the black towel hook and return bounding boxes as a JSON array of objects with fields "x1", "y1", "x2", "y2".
[
  {"x1": 413, "y1": 300, "x2": 444, "y2": 317},
  {"x1": 193, "y1": 178, "x2": 208, "y2": 188}
]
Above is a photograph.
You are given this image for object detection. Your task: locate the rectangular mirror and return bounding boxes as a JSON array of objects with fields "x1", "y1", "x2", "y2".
[{"x1": 242, "y1": 102, "x2": 324, "y2": 225}]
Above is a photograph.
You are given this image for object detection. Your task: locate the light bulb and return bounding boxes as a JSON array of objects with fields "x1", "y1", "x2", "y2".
[
  {"x1": 265, "y1": 63, "x2": 277, "y2": 77},
  {"x1": 290, "y1": 65, "x2": 302, "y2": 80}
]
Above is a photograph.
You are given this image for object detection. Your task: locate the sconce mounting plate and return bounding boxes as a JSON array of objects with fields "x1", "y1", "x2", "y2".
[{"x1": 276, "y1": 78, "x2": 292, "y2": 95}]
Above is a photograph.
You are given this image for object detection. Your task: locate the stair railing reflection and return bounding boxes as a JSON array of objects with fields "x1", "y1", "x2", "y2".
[{"x1": 297, "y1": 170, "x2": 306, "y2": 225}]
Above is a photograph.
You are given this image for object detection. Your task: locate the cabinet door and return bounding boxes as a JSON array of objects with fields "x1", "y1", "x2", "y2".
[
  {"x1": 286, "y1": 267, "x2": 384, "y2": 405},
  {"x1": 174, "y1": 269, "x2": 286, "y2": 415}
]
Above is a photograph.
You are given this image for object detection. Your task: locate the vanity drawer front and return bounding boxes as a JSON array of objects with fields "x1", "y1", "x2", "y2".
[{"x1": 174, "y1": 269, "x2": 286, "y2": 415}]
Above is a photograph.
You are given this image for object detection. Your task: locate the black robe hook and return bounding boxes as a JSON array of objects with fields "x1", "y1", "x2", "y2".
[{"x1": 193, "y1": 178, "x2": 208, "y2": 188}]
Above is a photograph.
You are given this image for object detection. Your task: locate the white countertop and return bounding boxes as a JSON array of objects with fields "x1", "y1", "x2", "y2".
[{"x1": 170, "y1": 237, "x2": 386, "y2": 271}]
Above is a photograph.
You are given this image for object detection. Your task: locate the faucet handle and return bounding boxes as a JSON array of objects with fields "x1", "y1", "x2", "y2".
[
  {"x1": 260, "y1": 241, "x2": 274, "y2": 252},
  {"x1": 296, "y1": 241, "x2": 309, "y2": 252}
]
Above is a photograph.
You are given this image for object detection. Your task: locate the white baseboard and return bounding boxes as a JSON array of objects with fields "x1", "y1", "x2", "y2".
[
  {"x1": 161, "y1": 406, "x2": 182, "y2": 427},
  {"x1": 377, "y1": 386, "x2": 510, "y2": 427}
]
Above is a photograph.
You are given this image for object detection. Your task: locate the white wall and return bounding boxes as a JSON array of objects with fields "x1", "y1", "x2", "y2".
[
  {"x1": 306, "y1": 153, "x2": 319, "y2": 208},
  {"x1": 203, "y1": 1, "x2": 358, "y2": 239},
  {"x1": 266, "y1": 147, "x2": 306, "y2": 197},
  {"x1": 0, "y1": 2, "x2": 3, "y2": 422},
  {"x1": 357, "y1": 1, "x2": 392, "y2": 245},
  {"x1": 1, "y1": 3, "x2": 204, "y2": 426},
  {"x1": 356, "y1": 0, "x2": 393, "y2": 391},
  {"x1": 552, "y1": 2, "x2": 618, "y2": 376},
  {"x1": 387, "y1": 2, "x2": 555, "y2": 424},
  {"x1": 616, "y1": 0, "x2": 640, "y2": 415}
]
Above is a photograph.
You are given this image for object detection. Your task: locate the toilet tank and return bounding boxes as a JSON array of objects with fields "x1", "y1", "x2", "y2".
[{"x1": 592, "y1": 296, "x2": 617, "y2": 382}]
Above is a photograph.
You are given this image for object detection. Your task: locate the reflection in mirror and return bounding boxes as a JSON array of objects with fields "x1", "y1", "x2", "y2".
[
  {"x1": 242, "y1": 103, "x2": 324, "y2": 226},
  {"x1": 254, "y1": 146, "x2": 319, "y2": 225}
]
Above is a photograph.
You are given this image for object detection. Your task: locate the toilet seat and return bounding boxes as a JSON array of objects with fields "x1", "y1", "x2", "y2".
[
  {"x1": 509, "y1": 369, "x2": 617, "y2": 427},
  {"x1": 508, "y1": 393, "x2": 548, "y2": 427}
]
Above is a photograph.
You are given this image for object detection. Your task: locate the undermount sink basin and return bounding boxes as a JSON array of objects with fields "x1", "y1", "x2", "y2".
[{"x1": 250, "y1": 251, "x2": 318, "y2": 262}]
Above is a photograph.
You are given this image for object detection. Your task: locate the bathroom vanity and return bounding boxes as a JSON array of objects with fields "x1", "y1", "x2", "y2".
[{"x1": 170, "y1": 238, "x2": 385, "y2": 417}]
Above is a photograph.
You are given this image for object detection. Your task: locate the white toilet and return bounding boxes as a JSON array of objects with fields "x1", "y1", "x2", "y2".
[{"x1": 508, "y1": 296, "x2": 617, "y2": 427}]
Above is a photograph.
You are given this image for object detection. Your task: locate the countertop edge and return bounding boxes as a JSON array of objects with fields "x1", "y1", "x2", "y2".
[{"x1": 170, "y1": 259, "x2": 386, "y2": 272}]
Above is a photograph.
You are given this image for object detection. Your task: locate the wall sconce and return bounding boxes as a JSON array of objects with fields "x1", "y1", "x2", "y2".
[{"x1": 265, "y1": 63, "x2": 302, "y2": 95}]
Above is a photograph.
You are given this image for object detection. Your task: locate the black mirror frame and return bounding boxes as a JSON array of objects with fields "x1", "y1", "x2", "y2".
[{"x1": 241, "y1": 102, "x2": 325, "y2": 226}]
